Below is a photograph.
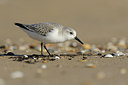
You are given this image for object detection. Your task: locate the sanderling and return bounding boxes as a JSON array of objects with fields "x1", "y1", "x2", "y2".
[{"x1": 14, "y1": 22, "x2": 84, "y2": 56}]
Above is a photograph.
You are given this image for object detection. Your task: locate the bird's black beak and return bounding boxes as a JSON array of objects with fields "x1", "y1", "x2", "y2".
[{"x1": 75, "y1": 36, "x2": 84, "y2": 45}]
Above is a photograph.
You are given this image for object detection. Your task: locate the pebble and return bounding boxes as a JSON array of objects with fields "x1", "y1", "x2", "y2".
[
  {"x1": 120, "y1": 68, "x2": 127, "y2": 75},
  {"x1": 10, "y1": 71, "x2": 24, "y2": 79},
  {"x1": 104, "y1": 54, "x2": 114, "y2": 58},
  {"x1": 97, "y1": 72, "x2": 105, "y2": 79},
  {"x1": 0, "y1": 79, "x2": 5, "y2": 85},
  {"x1": 40, "y1": 64, "x2": 47, "y2": 69},
  {"x1": 86, "y1": 63, "x2": 96, "y2": 68}
]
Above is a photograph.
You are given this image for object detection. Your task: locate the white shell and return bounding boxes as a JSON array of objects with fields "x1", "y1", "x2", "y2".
[
  {"x1": 54, "y1": 56, "x2": 61, "y2": 59},
  {"x1": 24, "y1": 55, "x2": 28, "y2": 58},
  {"x1": 104, "y1": 54, "x2": 114, "y2": 58}
]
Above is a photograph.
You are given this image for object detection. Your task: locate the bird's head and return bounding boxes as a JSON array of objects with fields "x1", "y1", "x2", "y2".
[{"x1": 63, "y1": 27, "x2": 84, "y2": 44}]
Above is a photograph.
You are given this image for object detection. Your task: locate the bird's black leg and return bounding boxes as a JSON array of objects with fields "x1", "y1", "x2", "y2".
[
  {"x1": 44, "y1": 44, "x2": 52, "y2": 57},
  {"x1": 41, "y1": 42, "x2": 43, "y2": 55}
]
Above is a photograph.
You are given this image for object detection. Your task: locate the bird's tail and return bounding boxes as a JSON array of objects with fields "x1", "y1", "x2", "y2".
[{"x1": 14, "y1": 22, "x2": 33, "y2": 32}]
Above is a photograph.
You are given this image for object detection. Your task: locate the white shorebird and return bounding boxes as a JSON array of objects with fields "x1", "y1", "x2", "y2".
[{"x1": 14, "y1": 22, "x2": 84, "y2": 56}]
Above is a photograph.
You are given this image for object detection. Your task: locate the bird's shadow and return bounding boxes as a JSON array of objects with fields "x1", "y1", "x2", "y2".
[
  {"x1": 0, "y1": 53, "x2": 55, "y2": 64},
  {"x1": 0, "y1": 52, "x2": 91, "y2": 64}
]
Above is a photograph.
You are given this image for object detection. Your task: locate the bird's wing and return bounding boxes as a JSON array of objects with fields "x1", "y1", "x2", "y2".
[{"x1": 24, "y1": 23, "x2": 63, "y2": 36}]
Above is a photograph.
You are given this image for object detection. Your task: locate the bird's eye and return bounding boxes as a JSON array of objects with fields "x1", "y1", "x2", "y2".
[{"x1": 70, "y1": 32, "x2": 73, "y2": 35}]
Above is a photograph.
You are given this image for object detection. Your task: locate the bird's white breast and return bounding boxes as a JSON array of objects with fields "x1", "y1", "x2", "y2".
[{"x1": 45, "y1": 28, "x2": 65, "y2": 43}]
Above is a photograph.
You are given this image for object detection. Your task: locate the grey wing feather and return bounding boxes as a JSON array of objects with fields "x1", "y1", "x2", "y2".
[{"x1": 25, "y1": 23, "x2": 63, "y2": 36}]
